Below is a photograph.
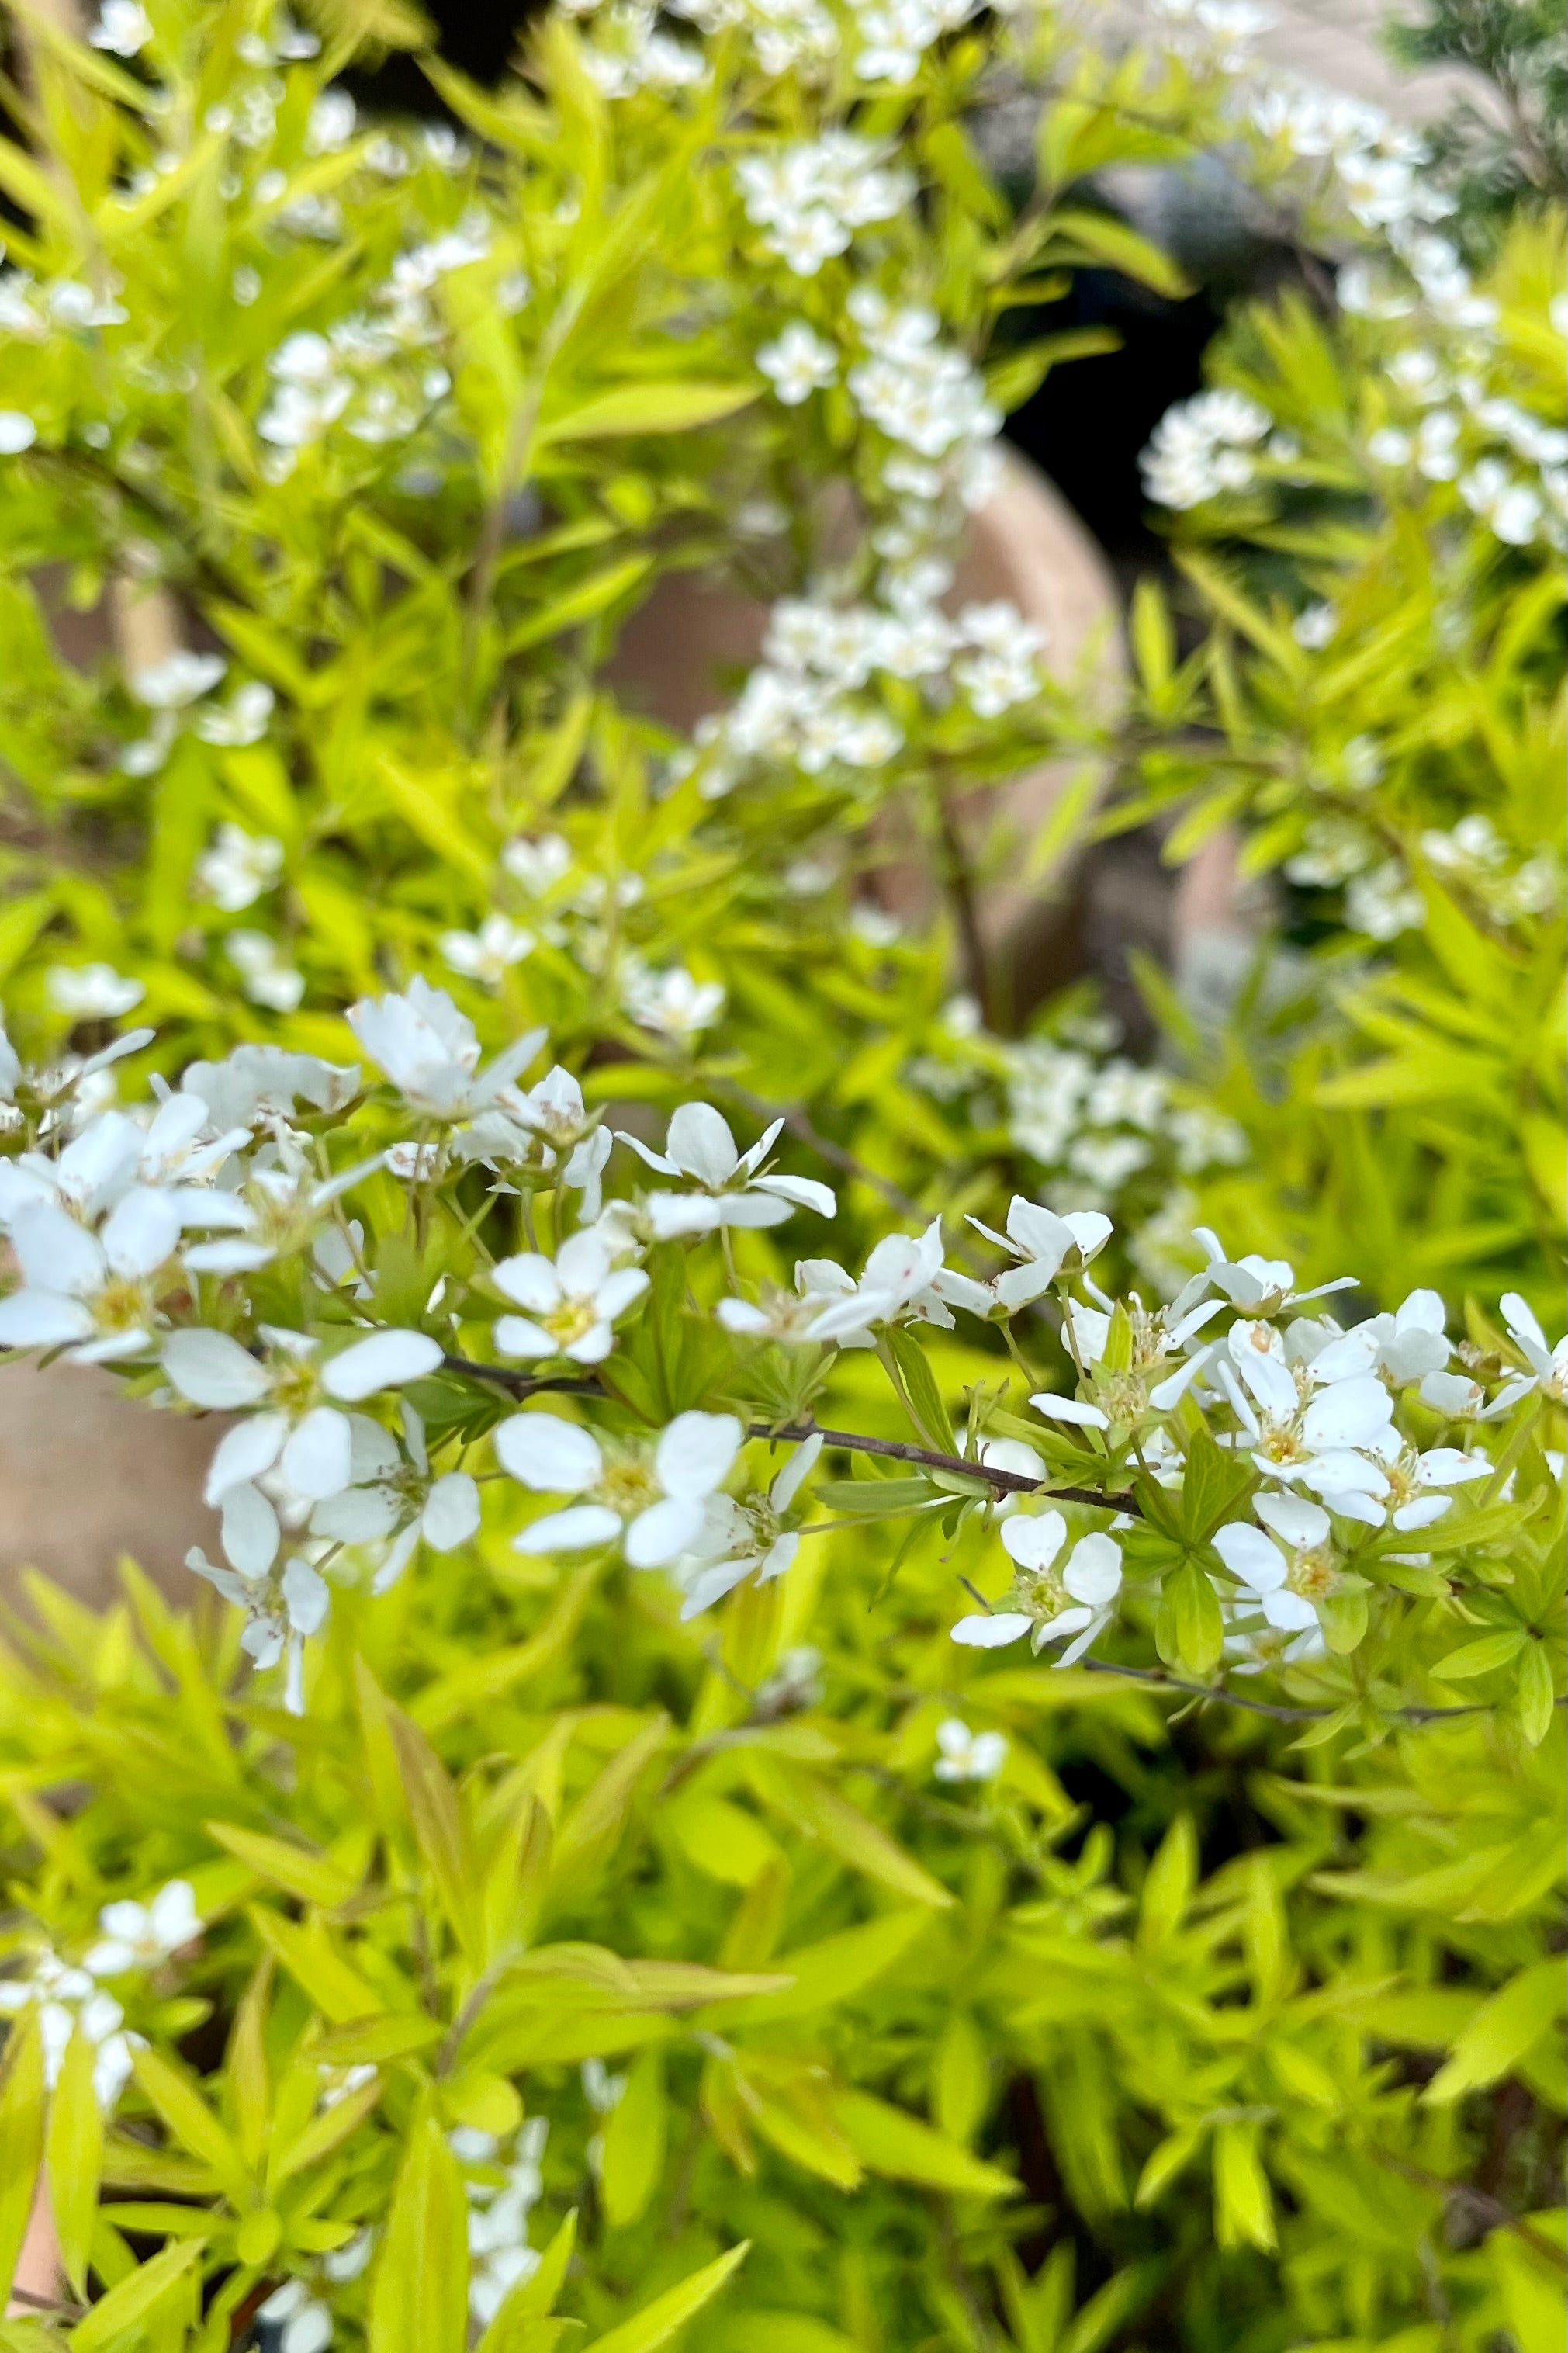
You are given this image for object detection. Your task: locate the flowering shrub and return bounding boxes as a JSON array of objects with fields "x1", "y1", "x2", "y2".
[{"x1": 0, "y1": 2, "x2": 1563, "y2": 2351}]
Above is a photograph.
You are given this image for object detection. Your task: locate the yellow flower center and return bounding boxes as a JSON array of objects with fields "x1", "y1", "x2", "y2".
[
  {"x1": 597, "y1": 1460, "x2": 660, "y2": 1516},
  {"x1": 545, "y1": 1296, "x2": 598, "y2": 1348},
  {"x1": 95, "y1": 1276, "x2": 153, "y2": 1333},
  {"x1": 1287, "y1": 1546, "x2": 1338, "y2": 1601}
]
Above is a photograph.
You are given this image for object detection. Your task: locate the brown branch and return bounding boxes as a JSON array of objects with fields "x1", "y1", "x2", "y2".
[
  {"x1": 1074, "y1": 1658, "x2": 1566, "y2": 1729},
  {"x1": 749, "y1": 1419, "x2": 1137, "y2": 1513},
  {"x1": 441, "y1": 1356, "x2": 601, "y2": 1400},
  {"x1": 1371, "y1": 2147, "x2": 1568, "y2": 2272},
  {"x1": 441, "y1": 1354, "x2": 1134, "y2": 1508}
]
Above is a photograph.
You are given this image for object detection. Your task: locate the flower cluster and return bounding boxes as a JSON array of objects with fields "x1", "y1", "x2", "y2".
[
  {"x1": 1, "y1": 989, "x2": 1557, "y2": 1730},
  {"x1": 735, "y1": 133, "x2": 914, "y2": 277},
  {"x1": 0, "y1": 1879, "x2": 201, "y2": 2111}
]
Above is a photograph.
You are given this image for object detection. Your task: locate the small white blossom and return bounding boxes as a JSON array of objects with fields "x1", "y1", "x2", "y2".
[
  {"x1": 348, "y1": 980, "x2": 544, "y2": 1121},
  {"x1": 441, "y1": 916, "x2": 535, "y2": 987},
  {"x1": 621, "y1": 962, "x2": 725, "y2": 1040},
  {"x1": 757, "y1": 321, "x2": 838, "y2": 404},
  {"x1": 491, "y1": 1229, "x2": 649, "y2": 1363},
  {"x1": 618, "y1": 1101, "x2": 835, "y2": 1237},
  {"x1": 198, "y1": 825, "x2": 285, "y2": 912},
  {"x1": 933, "y1": 1718, "x2": 1007, "y2": 1782},
  {"x1": 47, "y1": 963, "x2": 145, "y2": 1020},
  {"x1": 89, "y1": 0, "x2": 151, "y2": 54},
  {"x1": 310, "y1": 1405, "x2": 481, "y2": 1591},
  {"x1": 497, "y1": 1407, "x2": 742, "y2": 1568},
  {"x1": 951, "y1": 1513, "x2": 1123, "y2": 1665},
  {"x1": 85, "y1": 1881, "x2": 203, "y2": 1976}
]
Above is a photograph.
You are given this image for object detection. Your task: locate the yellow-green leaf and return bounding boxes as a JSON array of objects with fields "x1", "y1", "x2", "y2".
[
  {"x1": 369, "y1": 2114, "x2": 469, "y2": 2353},
  {"x1": 580, "y1": 2242, "x2": 751, "y2": 2353}
]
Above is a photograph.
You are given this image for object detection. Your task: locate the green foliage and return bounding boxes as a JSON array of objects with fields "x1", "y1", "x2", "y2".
[{"x1": 0, "y1": 0, "x2": 1562, "y2": 2349}]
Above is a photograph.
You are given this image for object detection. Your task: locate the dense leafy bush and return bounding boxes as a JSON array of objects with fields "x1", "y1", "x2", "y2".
[{"x1": 0, "y1": 3, "x2": 1562, "y2": 2352}]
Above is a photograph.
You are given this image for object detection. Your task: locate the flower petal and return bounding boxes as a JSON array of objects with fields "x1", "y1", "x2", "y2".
[
  {"x1": 280, "y1": 1406, "x2": 353, "y2": 1500},
  {"x1": 164, "y1": 1329, "x2": 271, "y2": 1409},
  {"x1": 1062, "y1": 1531, "x2": 1122, "y2": 1606},
  {"x1": 204, "y1": 1412, "x2": 287, "y2": 1504},
  {"x1": 491, "y1": 1253, "x2": 562, "y2": 1313},
  {"x1": 1302, "y1": 1375, "x2": 1394, "y2": 1450},
  {"x1": 221, "y1": 1482, "x2": 281, "y2": 1578},
  {"x1": 423, "y1": 1471, "x2": 481, "y2": 1551},
  {"x1": 666, "y1": 1101, "x2": 739, "y2": 1185},
  {"x1": 654, "y1": 1410, "x2": 743, "y2": 1501},
  {"x1": 322, "y1": 1329, "x2": 443, "y2": 1402},
  {"x1": 1212, "y1": 1521, "x2": 1285, "y2": 1591},
  {"x1": 950, "y1": 1612, "x2": 1033, "y2": 1648},
  {"x1": 1000, "y1": 1509, "x2": 1066, "y2": 1573},
  {"x1": 0, "y1": 1289, "x2": 95, "y2": 1346},
  {"x1": 1253, "y1": 1492, "x2": 1329, "y2": 1548},
  {"x1": 625, "y1": 1493, "x2": 704, "y2": 1567},
  {"x1": 1028, "y1": 1392, "x2": 1109, "y2": 1430},
  {"x1": 10, "y1": 1202, "x2": 104, "y2": 1296},
  {"x1": 101, "y1": 1186, "x2": 181, "y2": 1279},
  {"x1": 493, "y1": 1412, "x2": 602, "y2": 1494},
  {"x1": 514, "y1": 1502, "x2": 624, "y2": 1554}
]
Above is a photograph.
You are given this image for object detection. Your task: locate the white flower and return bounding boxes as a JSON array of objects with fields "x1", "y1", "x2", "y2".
[
  {"x1": 0, "y1": 1190, "x2": 181, "y2": 1362},
  {"x1": 186, "y1": 1482, "x2": 330, "y2": 1712},
  {"x1": 1494, "y1": 1293, "x2": 1567, "y2": 1409},
  {"x1": 47, "y1": 963, "x2": 144, "y2": 1019},
  {"x1": 497, "y1": 1408, "x2": 742, "y2": 1568},
  {"x1": 194, "y1": 680, "x2": 275, "y2": 747},
  {"x1": 1345, "y1": 859, "x2": 1424, "y2": 941},
  {"x1": 951, "y1": 1512, "x2": 1123, "y2": 1665},
  {"x1": 961, "y1": 1197, "x2": 1113, "y2": 1310},
  {"x1": 348, "y1": 980, "x2": 544, "y2": 1121},
  {"x1": 256, "y1": 2279, "x2": 334, "y2": 2353},
  {"x1": 85, "y1": 1881, "x2": 202, "y2": 1976},
  {"x1": 491, "y1": 1230, "x2": 649, "y2": 1362},
  {"x1": 306, "y1": 89, "x2": 357, "y2": 153},
  {"x1": 179, "y1": 1043, "x2": 359, "y2": 1131},
  {"x1": 735, "y1": 134, "x2": 913, "y2": 276},
  {"x1": 933, "y1": 1718, "x2": 1007, "y2": 1783},
  {"x1": 0, "y1": 411, "x2": 37, "y2": 453},
  {"x1": 618, "y1": 1101, "x2": 835, "y2": 1238},
  {"x1": 0, "y1": 1953, "x2": 139, "y2": 2108},
  {"x1": 1307, "y1": 1288, "x2": 1449, "y2": 1385},
  {"x1": 670, "y1": 1433, "x2": 822, "y2": 1618},
  {"x1": 162, "y1": 1325, "x2": 444, "y2": 1506},
  {"x1": 310, "y1": 1405, "x2": 481, "y2": 1592},
  {"x1": 1215, "y1": 1348, "x2": 1397, "y2": 1503},
  {"x1": 1192, "y1": 1229, "x2": 1355, "y2": 1315},
  {"x1": 89, "y1": 0, "x2": 151, "y2": 54},
  {"x1": 805, "y1": 1218, "x2": 952, "y2": 1342},
  {"x1": 757, "y1": 321, "x2": 838, "y2": 405},
  {"x1": 501, "y1": 833, "x2": 573, "y2": 895},
  {"x1": 1141, "y1": 388, "x2": 1272, "y2": 509},
  {"x1": 621, "y1": 962, "x2": 725, "y2": 1040},
  {"x1": 130, "y1": 652, "x2": 227, "y2": 710},
  {"x1": 1293, "y1": 601, "x2": 1338, "y2": 650},
  {"x1": 227, "y1": 929, "x2": 305, "y2": 1012},
  {"x1": 441, "y1": 916, "x2": 535, "y2": 987},
  {"x1": 1213, "y1": 1494, "x2": 1339, "y2": 1632},
  {"x1": 198, "y1": 825, "x2": 285, "y2": 912}
]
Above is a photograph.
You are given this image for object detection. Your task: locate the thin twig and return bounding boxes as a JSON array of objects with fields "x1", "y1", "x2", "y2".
[
  {"x1": 749, "y1": 1418, "x2": 1137, "y2": 1514},
  {"x1": 441, "y1": 1355, "x2": 601, "y2": 1400},
  {"x1": 1075, "y1": 1657, "x2": 1564, "y2": 1729},
  {"x1": 437, "y1": 1357, "x2": 1135, "y2": 1511},
  {"x1": 1372, "y1": 2147, "x2": 1568, "y2": 2272}
]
